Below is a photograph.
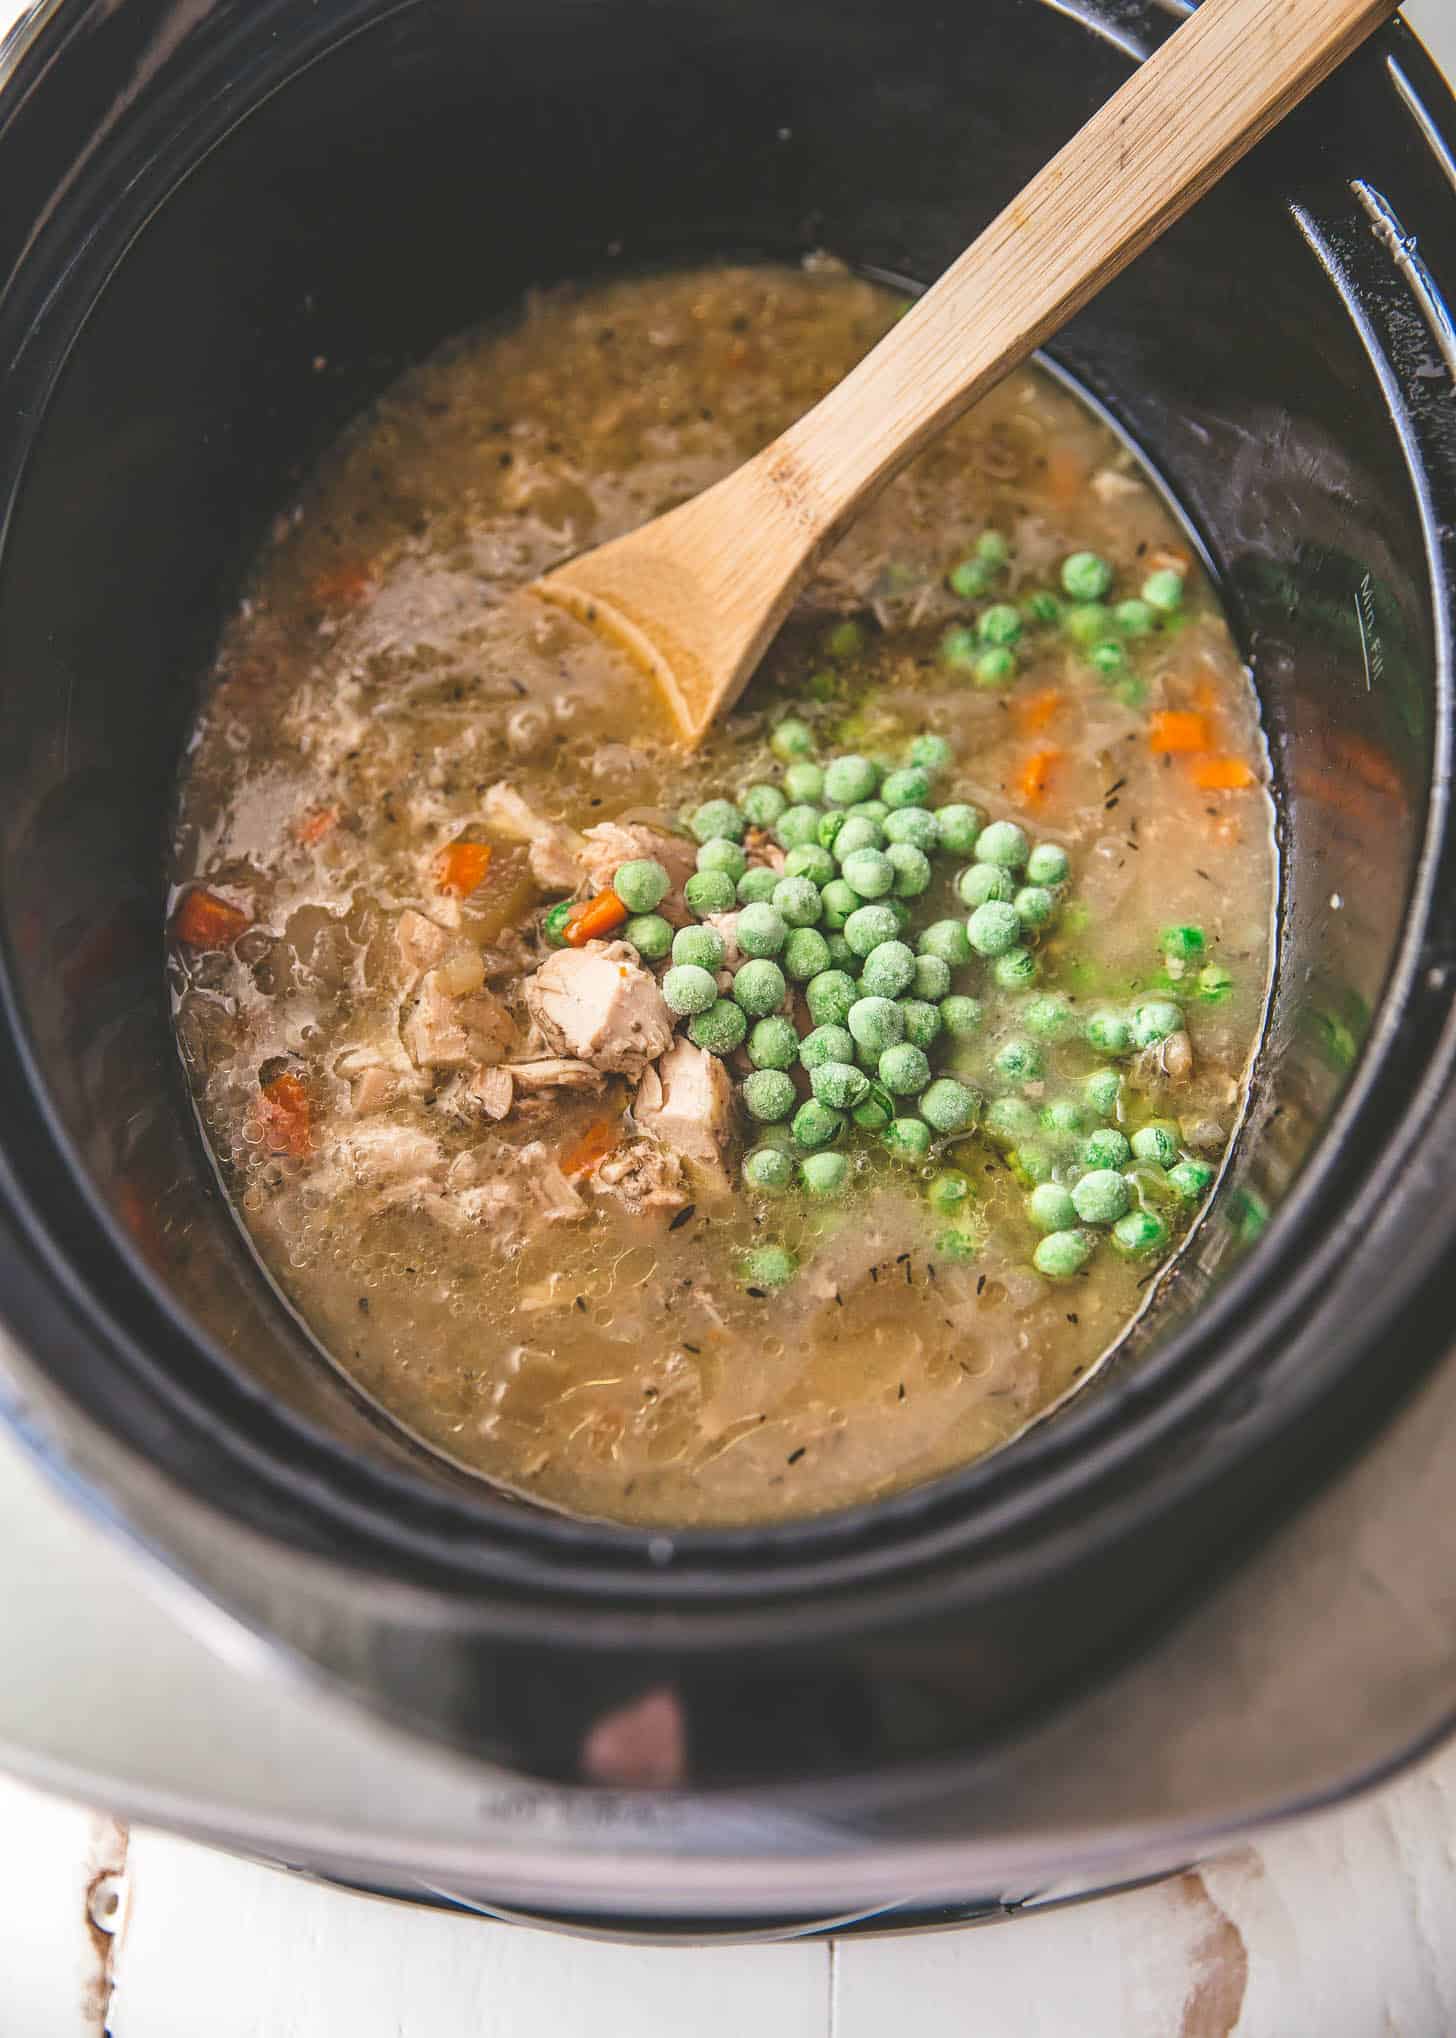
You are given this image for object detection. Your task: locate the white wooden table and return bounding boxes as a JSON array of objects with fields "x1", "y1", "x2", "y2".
[{"x1": 3, "y1": 2, "x2": 1455, "y2": 2030}]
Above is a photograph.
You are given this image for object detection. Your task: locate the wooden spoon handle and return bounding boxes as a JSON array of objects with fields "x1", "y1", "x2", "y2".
[{"x1": 775, "y1": 0, "x2": 1396, "y2": 525}]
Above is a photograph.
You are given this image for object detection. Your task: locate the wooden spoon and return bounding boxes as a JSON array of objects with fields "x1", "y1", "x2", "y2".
[{"x1": 536, "y1": 0, "x2": 1395, "y2": 744}]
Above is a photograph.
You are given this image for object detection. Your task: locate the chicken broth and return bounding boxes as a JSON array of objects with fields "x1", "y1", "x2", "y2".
[{"x1": 170, "y1": 262, "x2": 1274, "y2": 1527}]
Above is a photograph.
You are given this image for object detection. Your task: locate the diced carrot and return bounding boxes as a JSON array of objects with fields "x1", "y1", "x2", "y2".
[
  {"x1": 561, "y1": 1116, "x2": 622, "y2": 1179},
  {"x1": 1014, "y1": 747, "x2": 1060, "y2": 805},
  {"x1": 1042, "y1": 445, "x2": 1086, "y2": 506},
  {"x1": 295, "y1": 805, "x2": 339, "y2": 848},
  {"x1": 311, "y1": 562, "x2": 373, "y2": 608},
  {"x1": 256, "y1": 1071, "x2": 311, "y2": 1158},
  {"x1": 172, "y1": 887, "x2": 250, "y2": 949},
  {"x1": 1148, "y1": 710, "x2": 1210, "y2": 756},
  {"x1": 1146, "y1": 546, "x2": 1191, "y2": 576},
  {"x1": 1190, "y1": 755, "x2": 1256, "y2": 791},
  {"x1": 564, "y1": 889, "x2": 629, "y2": 946},
  {"x1": 433, "y1": 841, "x2": 494, "y2": 897},
  {"x1": 1014, "y1": 687, "x2": 1062, "y2": 737},
  {"x1": 1336, "y1": 734, "x2": 1404, "y2": 800}
]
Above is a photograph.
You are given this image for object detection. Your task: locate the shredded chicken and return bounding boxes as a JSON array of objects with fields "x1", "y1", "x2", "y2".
[
  {"x1": 402, "y1": 970, "x2": 517, "y2": 1071},
  {"x1": 481, "y1": 781, "x2": 585, "y2": 891},
  {"x1": 523, "y1": 939, "x2": 673, "y2": 1077},
  {"x1": 594, "y1": 1138, "x2": 689, "y2": 1219},
  {"x1": 504, "y1": 1057, "x2": 607, "y2": 1091},
  {"x1": 634, "y1": 1037, "x2": 737, "y2": 1189},
  {"x1": 395, "y1": 908, "x2": 451, "y2": 983},
  {"x1": 469, "y1": 1065, "x2": 515, "y2": 1120}
]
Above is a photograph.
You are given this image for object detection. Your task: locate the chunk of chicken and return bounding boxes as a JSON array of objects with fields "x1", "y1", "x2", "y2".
[
  {"x1": 482, "y1": 782, "x2": 584, "y2": 892},
  {"x1": 634, "y1": 1037, "x2": 737, "y2": 1188},
  {"x1": 402, "y1": 970, "x2": 518, "y2": 1070},
  {"x1": 335, "y1": 1040, "x2": 428, "y2": 1116},
  {"x1": 395, "y1": 908, "x2": 451, "y2": 983},
  {"x1": 504, "y1": 1058, "x2": 607, "y2": 1091},
  {"x1": 517, "y1": 1140, "x2": 588, "y2": 1223},
  {"x1": 468, "y1": 1065, "x2": 515, "y2": 1121},
  {"x1": 595, "y1": 1137, "x2": 689, "y2": 1220},
  {"x1": 523, "y1": 939, "x2": 673, "y2": 1078},
  {"x1": 335, "y1": 1122, "x2": 445, "y2": 1184}
]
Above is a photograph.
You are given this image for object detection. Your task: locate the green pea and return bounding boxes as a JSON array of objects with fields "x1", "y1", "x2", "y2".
[
  {"x1": 737, "y1": 902, "x2": 788, "y2": 957},
  {"x1": 824, "y1": 617, "x2": 866, "y2": 660},
  {"x1": 748, "y1": 1016, "x2": 799, "y2": 1071},
  {"x1": 1162, "y1": 924, "x2": 1207, "y2": 965},
  {"x1": 1168, "y1": 1157, "x2": 1216, "y2": 1202},
  {"x1": 1112, "y1": 1209, "x2": 1170, "y2": 1257},
  {"x1": 883, "y1": 1117, "x2": 933, "y2": 1161},
  {"x1": 1023, "y1": 589, "x2": 1063, "y2": 627},
  {"x1": 978, "y1": 603, "x2": 1023, "y2": 648},
  {"x1": 848, "y1": 996, "x2": 904, "y2": 1054},
  {"x1": 1198, "y1": 963, "x2": 1234, "y2": 1004},
  {"x1": 1131, "y1": 998, "x2": 1183, "y2": 1048},
  {"x1": 733, "y1": 958, "x2": 788, "y2": 1017},
  {"x1": 1027, "y1": 1183, "x2": 1078, "y2": 1234},
  {"x1": 775, "y1": 804, "x2": 824, "y2": 852},
  {"x1": 912, "y1": 953, "x2": 952, "y2": 1002},
  {"x1": 975, "y1": 820, "x2": 1029, "y2": 869},
  {"x1": 1088, "y1": 640, "x2": 1126, "y2": 679},
  {"x1": 984, "y1": 1096, "x2": 1038, "y2": 1144},
  {"x1": 819, "y1": 877, "x2": 860, "y2": 929},
  {"x1": 770, "y1": 719, "x2": 815, "y2": 762},
  {"x1": 1084, "y1": 1068, "x2": 1123, "y2": 1119},
  {"x1": 800, "y1": 1023, "x2": 856, "y2": 1071},
  {"x1": 770, "y1": 876, "x2": 821, "y2": 929},
  {"x1": 1033, "y1": 1229, "x2": 1092, "y2": 1279},
  {"x1": 1082, "y1": 1127, "x2": 1132, "y2": 1170},
  {"x1": 662, "y1": 963, "x2": 718, "y2": 1015},
  {"x1": 824, "y1": 932, "x2": 855, "y2": 970},
  {"x1": 743, "y1": 1147, "x2": 794, "y2": 1195},
  {"x1": 805, "y1": 970, "x2": 858, "y2": 1028},
  {"x1": 959, "y1": 864, "x2": 1016, "y2": 910},
  {"x1": 613, "y1": 857, "x2": 671, "y2": 912},
  {"x1": 886, "y1": 842, "x2": 932, "y2": 897},
  {"x1": 1072, "y1": 1169, "x2": 1130, "y2": 1225},
  {"x1": 741, "y1": 783, "x2": 787, "y2": 827},
  {"x1": 844, "y1": 904, "x2": 901, "y2": 957},
  {"x1": 919, "y1": 918, "x2": 973, "y2": 966},
  {"x1": 689, "y1": 998, "x2": 748, "y2": 1056},
  {"x1": 742, "y1": 1070, "x2": 796, "y2": 1123},
  {"x1": 884, "y1": 806, "x2": 940, "y2": 853},
  {"x1": 792, "y1": 1099, "x2": 845, "y2": 1151},
  {"x1": 973, "y1": 646, "x2": 1017, "y2": 688},
  {"x1": 847, "y1": 797, "x2": 889, "y2": 822},
  {"x1": 1131, "y1": 1121, "x2": 1180, "y2": 1168},
  {"x1": 841, "y1": 848, "x2": 895, "y2": 900},
  {"x1": 783, "y1": 842, "x2": 835, "y2": 887},
  {"x1": 811, "y1": 1060, "x2": 870, "y2": 1111},
  {"x1": 898, "y1": 998, "x2": 942, "y2": 1051},
  {"x1": 934, "y1": 1226, "x2": 981, "y2": 1263},
  {"x1": 1086, "y1": 1008, "x2": 1133, "y2": 1056},
  {"x1": 928, "y1": 1169, "x2": 973, "y2": 1217},
  {"x1": 691, "y1": 799, "x2": 744, "y2": 845},
  {"x1": 817, "y1": 808, "x2": 850, "y2": 853},
  {"x1": 1015, "y1": 885, "x2": 1056, "y2": 930},
  {"x1": 672, "y1": 923, "x2": 725, "y2": 971},
  {"x1": 939, "y1": 994, "x2": 983, "y2": 1039},
  {"x1": 1040, "y1": 1098, "x2": 1086, "y2": 1139},
  {"x1": 783, "y1": 761, "x2": 825, "y2": 805},
  {"x1": 920, "y1": 1078, "x2": 979, "y2": 1134},
  {"x1": 860, "y1": 940, "x2": 916, "y2": 999},
  {"x1": 968, "y1": 901, "x2": 1021, "y2": 956},
  {"x1": 801, "y1": 1150, "x2": 849, "y2": 1199},
  {"x1": 948, "y1": 556, "x2": 993, "y2": 601},
  {"x1": 1023, "y1": 993, "x2": 1073, "y2": 1041},
  {"x1": 1115, "y1": 674, "x2": 1149, "y2": 711},
  {"x1": 783, "y1": 927, "x2": 831, "y2": 982},
  {"x1": 940, "y1": 623, "x2": 980, "y2": 671},
  {"x1": 737, "y1": 867, "x2": 780, "y2": 906},
  {"x1": 1113, "y1": 597, "x2": 1158, "y2": 638},
  {"x1": 907, "y1": 734, "x2": 953, "y2": 774},
  {"x1": 994, "y1": 947, "x2": 1038, "y2": 991},
  {"x1": 1026, "y1": 842, "x2": 1070, "y2": 887},
  {"x1": 695, "y1": 839, "x2": 747, "y2": 883},
  {"x1": 1142, "y1": 567, "x2": 1185, "y2": 613},
  {"x1": 1062, "y1": 550, "x2": 1114, "y2": 601},
  {"x1": 977, "y1": 529, "x2": 1010, "y2": 569},
  {"x1": 684, "y1": 870, "x2": 736, "y2": 915},
  {"x1": 741, "y1": 1243, "x2": 799, "y2": 1288},
  {"x1": 994, "y1": 1037, "x2": 1044, "y2": 1086},
  {"x1": 881, "y1": 765, "x2": 932, "y2": 809},
  {"x1": 623, "y1": 912, "x2": 672, "y2": 960},
  {"x1": 1011, "y1": 1142, "x2": 1056, "y2": 1186},
  {"x1": 935, "y1": 803, "x2": 985, "y2": 856},
  {"x1": 543, "y1": 900, "x2": 574, "y2": 948},
  {"x1": 1064, "y1": 601, "x2": 1112, "y2": 647},
  {"x1": 832, "y1": 816, "x2": 885, "y2": 862},
  {"x1": 823, "y1": 754, "x2": 881, "y2": 806},
  {"x1": 852, "y1": 1079, "x2": 896, "y2": 1132}
]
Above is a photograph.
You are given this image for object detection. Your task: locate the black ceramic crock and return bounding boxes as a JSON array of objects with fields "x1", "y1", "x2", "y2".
[{"x1": 1, "y1": 0, "x2": 1456, "y2": 1904}]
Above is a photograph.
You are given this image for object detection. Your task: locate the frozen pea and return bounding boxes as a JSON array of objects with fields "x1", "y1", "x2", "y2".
[
  {"x1": 935, "y1": 803, "x2": 985, "y2": 856},
  {"x1": 1026, "y1": 842, "x2": 1070, "y2": 887},
  {"x1": 689, "y1": 998, "x2": 748, "y2": 1055},
  {"x1": 974, "y1": 820, "x2": 1029, "y2": 869},
  {"x1": 1088, "y1": 640, "x2": 1126, "y2": 679},
  {"x1": 792, "y1": 1099, "x2": 845, "y2": 1151},
  {"x1": 743, "y1": 1147, "x2": 794, "y2": 1195},
  {"x1": 783, "y1": 842, "x2": 836, "y2": 886},
  {"x1": 748, "y1": 1016, "x2": 800, "y2": 1071},
  {"x1": 741, "y1": 783, "x2": 787, "y2": 828},
  {"x1": 939, "y1": 994, "x2": 983, "y2": 1039},
  {"x1": 783, "y1": 761, "x2": 825, "y2": 804},
  {"x1": 935, "y1": 1227, "x2": 981, "y2": 1262},
  {"x1": 959, "y1": 863, "x2": 1016, "y2": 909},
  {"x1": 819, "y1": 877, "x2": 860, "y2": 929},
  {"x1": 1142, "y1": 566, "x2": 1185, "y2": 613},
  {"x1": 691, "y1": 799, "x2": 744, "y2": 844},
  {"x1": 844, "y1": 904, "x2": 901, "y2": 957},
  {"x1": 860, "y1": 940, "x2": 916, "y2": 999},
  {"x1": 1198, "y1": 963, "x2": 1234, "y2": 1004},
  {"x1": 684, "y1": 870, "x2": 736, "y2": 915},
  {"x1": 908, "y1": 733, "x2": 953, "y2": 773},
  {"x1": 742, "y1": 1070, "x2": 796, "y2": 1122},
  {"x1": 823, "y1": 754, "x2": 880, "y2": 805},
  {"x1": 1023, "y1": 589, "x2": 1063, "y2": 627},
  {"x1": 772, "y1": 876, "x2": 823, "y2": 928},
  {"x1": 1162, "y1": 924, "x2": 1207, "y2": 965},
  {"x1": 614, "y1": 857, "x2": 671, "y2": 912},
  {"x1": 948, "y1": 555, "x2": 993, "y2": 600},
  {"x1": 737, "y1": 867, "x2": 780, "y2": 906},
  {"x1": 928, "y1": 1169, "x2": 973, "y2": 1217},
  {"x1": 886, "y1": 841, "x2": 932, "y2": 897},
  {"x1": 1112, "y1": 1209, "x2": 1170, "y2": 1257},
  {"x1": 848, "y1": 996, "x2": 904, "y2": 1054},
  {"x1": 775, "y1": 804, "x2": 824, "y2": 852},
  {"x1": 1023, "y1": 993, "x2": 1073, "y2": 1041},
  {"x1": 770, "y1": 719, "x2": 815, "y2": 762},
  {"x1": 912, "y1": 953, "x2": 952, "y2": 1002},
  {"x1": 994, "y1": 1037, "x2": 1044, "y2": 1086},
  {"x1": 977, "y1": 602, "x2": 1023, "y2": 647},
  {"x1": 662, "y1": 963, "x2": 717, "y2": 1015},
  {"x1": 1040, "y1": 1099, "x2": 1086, "y2": 1139},
  {"x1": 842, "y1": 848, "x2": 894, "y2": 900},
  {"x1": 672, "y1": 923, "x2": 725, "y2": 971},
  {"x1": 801, "y1": 1150, "x2": 849, "y2": 1199},
  {"x1": 1012, "y1": 1142, "x2": 1056, "y2": 1186},
  {"x1": 733, "y1": 958, "x2": 788, "y2": 1017},
  {"x1": 737, "y1": 902, "x2": 787, "y2": 957},
  {"x1": 1115, "y1": 673, "x2": 1148, "y2": 711},
  {"x1": 1131, "y1": 1121, "x2": 1181, "y2": 1167},
  {"x1": 1084, "y1": 1068, "x2": 1123, "y2": 1120},
  {"x1": 898, "y1": 998, "x2": 942, "y2": 1050},
  {"x1": 883, "y1": 1117, "x2": 933, "y2": 1161},
  {"x1": 1064, "y1": 601, "x2": 1112, "y2": 647},
  {"x1": 824, "y1": 932, "x2": 855, "y2": 970},
  {"x1": 973, "y1": 646, "x2": 1017, "y2": 689},
  {"x1": 1111, "y1": 597, "x2": 1156, "y2": 638},
  {"x1": 1072, "y1": 1168, "x2": 1131, "y2": 1225},
  {"x1": 968, "y1": 901, "x2": 1021, "y2": 956},
  {"x1": 832, "y1": 815, "x2": 885, "y2": 861},
  {"x1": 1033, "y1": 1229, "x2": 1092, "y2": 1279},
  {"x1": 624, "y1": 913, "x2": 672, "y2": 960},
  {"x1": 742, "y1": 1243, "x2": 799, "y2": 1288},
  {"x1": 884, "y1": 806, "x2": 940, "y2": 852},
  {"x1": 920, "y1": 1078, "x2": 979, "y2": 1134},
  {"x1": 1168, "y1": 1157, "x2": 1216, "y2": 1202},
  {"x1": 806, "y1": 969, "x2": 858, "y2": 1027},
  {"x1": 811, "y1": 1060, "x2": 870, "y2": 1111},
  {"x1": 823, "y1": 617, "x2": 866, "y2": 660},
  {"x1": 1086, "y1": 1008, "x2": 1133, "y2": 1056},
  {"x1": 919, "y1": 918, "x2": 973, "y2": 966},
  {"x1": 542, "y1": 901, "x2": 574, "y2": 949},
  {"x1": 848, "y1": 799, "x2": 890, "y2": 824},
  {"x1": 817, "y1": 808, "x2": 850, "y2": 853},
  {"x1": 696, "y1": 838, "x2": 747, "y2": 882},
  {"x1": 1131, "y1": 998, "x2": 1183, "y2": 1048},
  {"x1": 940, "y1": 623, "x2": 979, "y2": 671},
  {"x1": 852, "y1": 1079, "x2": 896, "y2": 1132},
  {"x1": 1027, "y1": 1183, "x2": 1078, "y2": 1234},
  {"x1": 783, "y1": 927, "x2": 832, "y2": 982},
  {"x1": 1082, "y1": 1126, "x2": 1132, "y2": 1170},
  {"x1": 881, "y1": 765, "x2": 932, "y2": 809},
  {"x1": 800, "y1": 1023, "x2": 856, "y2": 1071},
  {"x1": 1015, "y1": 885, "x2": 1056, "y2": 930},
  {"x1": 985, "y1": 1096, "x2": 1038, "y2": 1144},
  {"x1": 1061, "y1": 550, "x2": 1114, "y2": 601}
]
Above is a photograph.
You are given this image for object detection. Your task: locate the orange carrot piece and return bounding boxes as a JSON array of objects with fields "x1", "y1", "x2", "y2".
[
  {"x1": 433, "y1": 841, "x2": 494, "y2": 897},
  {"x1": 311, "y1": 562, "x2": 373, "y2": 607},
  {"x1": 257, "y1": 1071, "x2": 312, "y2": 1158},
  {"x1": 564, "y1": 889, "x2": 629, "y2": 946},
  {"x1": 1148, "y1": 710, "x2": 1210, "y2": 756},
  {"x1": 173, "y1": 887, "x2": 250, "y2": 949},
  {"x1": 1042, "y1": 445, "x2": 1086, "y2": 506},
  {"x1": 1014, "y1": 688, "x2": 1062, "y2": 737},
  {"x1": 1337, "y1": 734, "x2": 1404, "y2": 800},
  {"x1": 1146, "y1": 545, "x2": 1191, "y2": 576},
  {"x1": 1014, "y1": 747, "x2": 1060, "y2": 805},
  {"x1": 1190, "y1": 755, "x2": 1256, "y2": 792},
  {"x1": 295, "y1": 806, "x2": 339, "y2": 847},
  {"x1": 561, "y1": 1116, "x2": 622, "y2": 1179}
]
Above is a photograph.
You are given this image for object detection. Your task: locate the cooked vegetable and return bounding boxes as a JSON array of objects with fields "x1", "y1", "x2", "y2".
[
  {"x1": 172, "y1": 887, "x2": 250, "y2": 949},
  {"x1": 433, "y1": 841, "x2": 493, "y2": 896},
  {"x1": 564, "y1": 889, "x2": 630, "y2": 944}
]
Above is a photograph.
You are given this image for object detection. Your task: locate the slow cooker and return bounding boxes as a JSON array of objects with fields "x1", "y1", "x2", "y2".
[{"x1": 2, "y1": 0, "x2": 1456, "y2": 1937}]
